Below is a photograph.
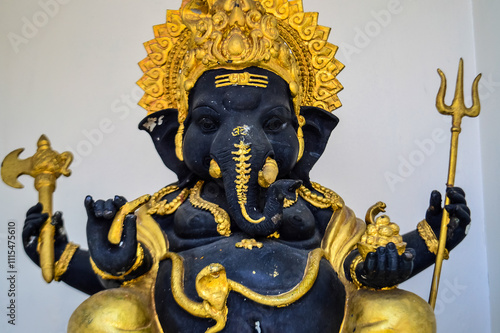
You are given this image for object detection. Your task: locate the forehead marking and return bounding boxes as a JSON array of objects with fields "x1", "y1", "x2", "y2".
[
  {"x1": 232, "y1": 126, "x2": 250, "y2": 136},
  {"x1": 215, "y1": 72, "x2": 268, "y2": 88}
]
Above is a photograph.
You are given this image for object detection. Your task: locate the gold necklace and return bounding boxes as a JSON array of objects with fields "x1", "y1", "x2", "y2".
[
  {"x1": 147, "y1": 185, "x2": 189, "y2": 215},
  {"x1": 189, "y1": 180, "x2": 231, "y2": 237},
  {"x1": 298, "y1": 182, "x2": 344, "y2": 210}
]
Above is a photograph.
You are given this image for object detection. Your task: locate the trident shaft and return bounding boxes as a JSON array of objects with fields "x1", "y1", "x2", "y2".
[
  {"x1": 428, "y1": 59, "x2": 481, "y2": 308},
  {"x1": 1, "y1": 135, "x2": 72, "y2": 283}
]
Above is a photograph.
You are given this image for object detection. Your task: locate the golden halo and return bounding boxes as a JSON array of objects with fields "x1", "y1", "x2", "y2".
[{"x1": 137, "y1": 0, "x2": 344, "y2": 118}]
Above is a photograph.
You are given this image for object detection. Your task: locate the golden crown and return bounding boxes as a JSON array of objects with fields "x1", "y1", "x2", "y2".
[{"x1": 138, "y1": 0, "x2": 343, "y2": 115}]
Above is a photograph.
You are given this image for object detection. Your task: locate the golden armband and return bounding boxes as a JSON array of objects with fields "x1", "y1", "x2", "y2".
[
  {"x1": 417, "y1": 220, "x2": 449, "y2": 260},
  {"x1": 54, "y1": 242, "x2": 79, "y2": 282},
  {"x1": 90, "y1": 243, "x2": 145, "y2": 280}
]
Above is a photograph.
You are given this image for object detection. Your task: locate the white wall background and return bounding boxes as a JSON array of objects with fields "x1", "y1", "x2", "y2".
[
  {"x1": 0, "y1": 0, "x2": 496, "y2": 332},
  {"x1": 472, "y1": 0, "x2": 500, "y2": 332}
]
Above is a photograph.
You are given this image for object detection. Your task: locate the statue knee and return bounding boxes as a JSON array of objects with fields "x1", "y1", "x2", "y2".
[
  {"x1": 343, "y1": 288, "x2": 436, "y2": 333},
  {"x1": 67, "y1": 288, "x2": 154, "y2": 333}
]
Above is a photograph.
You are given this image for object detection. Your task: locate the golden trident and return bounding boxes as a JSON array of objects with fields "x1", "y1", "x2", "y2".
[
  {"x1": 1, "y1": 135, "x2": 73, "y2": 283},
  {"x1": 428, "y1": 59, "x2": 481, "y2": 308}
]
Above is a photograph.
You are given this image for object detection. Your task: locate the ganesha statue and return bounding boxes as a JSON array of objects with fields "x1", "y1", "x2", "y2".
[{"x1": 15, "y1": 0, "x2": 473, "y2": 332}]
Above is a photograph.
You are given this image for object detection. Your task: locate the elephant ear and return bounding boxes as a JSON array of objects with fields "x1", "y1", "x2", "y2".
[
  {"x1": 139, "y1": 109, "x2": 193, "y2": 185},
  {"x1": 290, "y1": 106, "x2": 339, "y2": 186}
]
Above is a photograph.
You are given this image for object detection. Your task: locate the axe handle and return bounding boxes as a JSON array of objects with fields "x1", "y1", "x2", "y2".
[
  {"x1": 36, "y1": 173, "x2": 56, "y2": 283},
  {"x1": 39, "y1": 221, "x2": 55, "y2": 283}
]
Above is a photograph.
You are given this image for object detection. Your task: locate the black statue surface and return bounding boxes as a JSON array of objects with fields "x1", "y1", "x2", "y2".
[{"x1": 22, "y1": 67, "x2": 470, "y2": 333}]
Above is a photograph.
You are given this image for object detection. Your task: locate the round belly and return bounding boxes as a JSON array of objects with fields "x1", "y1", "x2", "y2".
[{"x1": 155, "y1": 234, "x2": 346, "y2": 332}]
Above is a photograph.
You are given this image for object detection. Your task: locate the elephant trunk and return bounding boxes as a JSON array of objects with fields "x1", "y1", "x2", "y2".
[{"x1": 215, "y1": 139, "x2": 297, "y2": 237}]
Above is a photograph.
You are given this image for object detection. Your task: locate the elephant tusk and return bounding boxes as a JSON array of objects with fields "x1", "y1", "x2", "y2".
[
  {"x1": 209, "y1": 159, "x2": 222, "y2": 179},
  {"x1": 258, "y1": 157, "x2": 278, "y2": 188}
]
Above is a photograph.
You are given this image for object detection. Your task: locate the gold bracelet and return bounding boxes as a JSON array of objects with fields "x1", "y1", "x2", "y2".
[
  {"x1": 417, "y1": 220, "x2": 449, "y2": 260},
  {"x1": 349, "y1": 254, "x2": 364, "y2": 289},
  {"x1": 54, "y1": 242, "x2": 79, "y2": 282},
  {"x1": 90, "y1": 243, "x2": 145, "y2": 280}
]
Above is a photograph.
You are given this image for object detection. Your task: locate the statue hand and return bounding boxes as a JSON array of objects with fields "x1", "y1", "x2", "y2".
[
  {"x1": 85, "y1": 195, "x2": 139, "y2": 276},
  {"x1": 426, "y1": 187, "x2": 471, "y2": 249},
  {"x1": 355, "y1": 243, "x2": 415, "y2": 289},
  {"x1": 23, "y1": 203, "x2": 68, "y2": 266},
  {"x1": 272, "y1": 179, "x2": 302, "y2": 201}
]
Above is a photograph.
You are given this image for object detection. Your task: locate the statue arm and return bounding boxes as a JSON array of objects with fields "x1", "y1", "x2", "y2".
[
  {"x1": 57, "y1": 248, "x2": 105, "y2": 294},
  {"x1": 23, "y1": 204, "x2": 104, "y2": 295},
  {"x1": 343, "y1": 187, "x2": 470, "y2": 288},
  {"x1": 23, "y1": 195, "x2": 158, "y2": 293},
  {"x1": 404, "y1": 187, "x2": 471, "y2": 277}
]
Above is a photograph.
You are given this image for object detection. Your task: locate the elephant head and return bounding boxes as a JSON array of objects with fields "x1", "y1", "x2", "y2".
[{"x1": 140, "y1": 67, "x2": 339, "y2": 236}]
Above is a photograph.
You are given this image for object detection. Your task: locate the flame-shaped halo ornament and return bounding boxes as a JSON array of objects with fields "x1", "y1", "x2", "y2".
[{"x1": 137, "y1": 0, "x2": 344, "y2": 161}]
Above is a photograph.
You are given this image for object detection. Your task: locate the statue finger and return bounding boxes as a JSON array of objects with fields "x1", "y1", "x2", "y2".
[
  {"x1": 113, "y1": 195, "x2": 128, "y2": 209},
  {"x1": 22, "y1": 213, "x2": 47, "y2": 245},
  {"x1": 446, "y1": 187, "x2": 467, "y2": 204},
  {"x1": 25, "y1": 209, "x2": 48, "y2": 227},
  {"x1": 84, "y1": 195, "x2": 95, "y2": 214},
  {"x1": 289, "y1": 180, "x2": 302, "y2": 192},
  {"x1": 26, "y1": 202, "x2": 43, "y2": 217},
  {"x1": 120, "y1": 215, "x2": 138, "y2": 246},
  {"x1": 85, "y1": 196, "x2": 109, "y2": 235},
  {"x1": 386, "y1": 243, "x2": 398, "y2": 273},
  {"x1": 376, "y1": 246, "x2": 387, "y2": 279},
  {"x1": 399, "y1": 249, "x2": 415, "y2": 280},
  {"x1": 52, "y1": 211, "x2": 64, "y2": 226},
  {"x1": 25, "y1": 209, "x2": 48, "y2": 224},
  {"x1": 403, "y1": 248, "x2": 416, "y2": 261},
  {"x1": 102, "y1": 198, "x2": 117, "y2": 220},
  {"x1": 427, "y1": 190, "x2": 443, "y2": 216},
  {"x1": 445, "y1": 204, "x2": 471, "y2": 225},
  {"x1": 447, "y1": 186, "x2": 465, "y2": 197},
  {"x1": 93, "y1": 199, "x2": 106, "y2": 218},
  {"x1": 363, "y1": 252, "x2": 377, "y2": 279},
  {"x1": 52, "y1": 211, "x2": 68, "y2": 240},
  {"x1": 280, "y1": 179, "x2": 302, "y2": 200}
]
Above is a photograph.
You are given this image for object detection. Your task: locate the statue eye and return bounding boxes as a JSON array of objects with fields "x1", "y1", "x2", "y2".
[
  {"x1": 198, "y1": 117, "x2": 218, "y2": 133},
  {"x1": 264, "y1": 116, "x2": 285, "y2": 132}
]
